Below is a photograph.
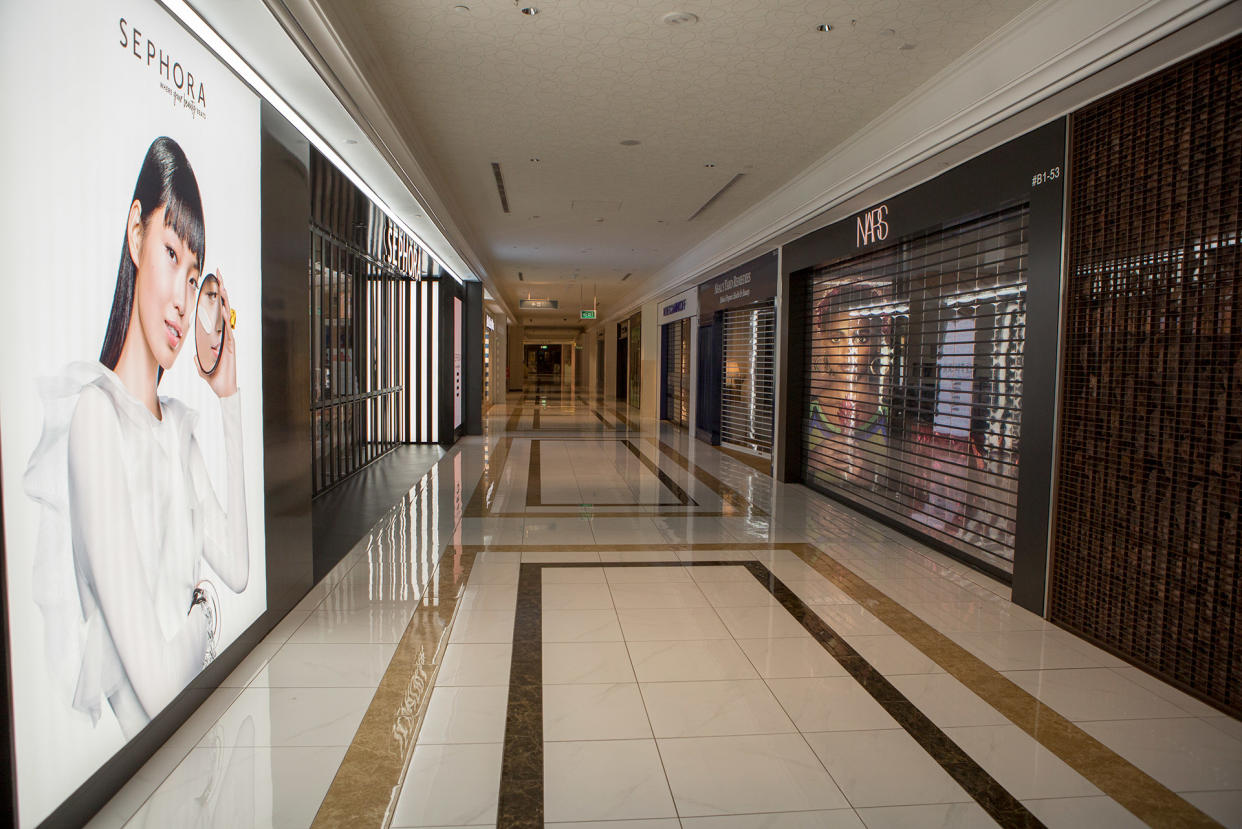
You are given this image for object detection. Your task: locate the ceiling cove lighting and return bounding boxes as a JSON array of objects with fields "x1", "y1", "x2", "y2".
[{"x1": 158, "y1": 0, "x2": 466, "y2": 284}]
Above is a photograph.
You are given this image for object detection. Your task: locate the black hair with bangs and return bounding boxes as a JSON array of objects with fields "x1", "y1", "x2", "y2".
[{"x1": 99, "y1": 136, "x2": 206, "y2": 370}]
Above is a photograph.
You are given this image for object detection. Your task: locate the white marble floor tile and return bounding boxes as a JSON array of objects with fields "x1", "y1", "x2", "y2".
[
  {"x1": 1002, "y1": 668, "x2": 1194, "y2": 721},
  {"x1": 640, "y1": 679, "x2": 795, "y2": 738},
  {"x1": 810, "y1": 604, "x2": 894, "y2": 636},
  {"x1": 522, "y1": 550, "x2": 602, "y2": 563},
  {"x1": 1021, "y1": 795, "x2": 1148, "y2": 828},
  {"x1": 457, "y1": 584, "x2": 519, "y2": 611},
  {"x1": 853, "y1": 802, "x2": 997, "y2": 828},
  {"x1": 252, "y1": 643, "x2": 397, "y2": 688},
  {"x1": 767, "y1": 677, "x2": 900, "y2": 732},
  {"x1": 207, "y1": 687, "x2": 373, "y2": 748},
  {"x1": 436, "y1": 643, "x2": 512, "y2": 686},
  {"x1": 617, "y1": 607, "x2": 732, "y2": 641},
  {"x1": 679, "y1": 812, "x2": 864, "y2": 829},
  {"x1": 609, "y1": 581, "x2": 711, "y2": 609},
  {"x1": 456, "y1": 518, "x2": 526, "y2": 545},
  {"x1": 696, "y1": 579, "x2": 783, "y2": 607},
  {"x1": 590, "y1": 518, "x2": 670, "y2": 544},
  {"x1": 1076, "y1": 717, "x2": 1242, "y2": 792},
  {"x1": 1108, "y1": 667, "x2": 1225, "y2": 717},
  {"x1": 524, "y1": 518, "x2": 597, "y2": 545},
  {"x1": 627, "y1": 639, "x2": 759, "y2": 682},
  {"x1": 602, "y1": 550, "x2": 691, "y2": 563},
  {"x1": 542, "y1": 609, "x2": 625, "y2": 642},
  {"x1": 418, "y1": 686, "x2": 509, "y2": 744},
  {"x1": 805, "y1": 729, "x2": 971, "y2": 808},
  {"x1": 781, "y1": 579, "x2": 857, "y2": 606},
  {"x1": 465, "y1": 562, "x2": 521, "y2": 585},
  {"x1": 658, "y1": 733, "x2": 850, "y2": 816},
  {"x1": 219, "y1": 640, "x2": 284, "y2": 688},
  {"x1": 448, "y1": 609, "x2": 516, "y2": 644},
  {"x1": 886, "y1": 674, "x2": 1010, "y2": 728},
  {"x1": 543, "y1": 683, "x2": 653, "y2": 741},
  {"x1": 845, "y1": 635, "x2": 945, "y2": 676},
  {"x1": 678, "y1": 551, "x2": 760, "y2": 566},
  {"x1": 736, "y1": 637, "x2": 850, "y2": 679},
  {"x1": 946, "y1": 630, "x2": 1127, "y2": 672},
  {"x1": 904, "y1": 601, "x2": 1050, "y2": 634},
  {"x1": 943, "y1": 724, "x2": 1103, "y2": 799},
  {"x1": 122, "y1": 745, "x2": 347, "y2": 829},
  {"x1": 391, "y1": 743, "x2": 502, "y2": 828},
  {"x1": 543, "y1": 740, "x2": 677, "y2": 823},
  {"x1": 287, "y1": 608, "x2": 413, "y2": 645},
  {"x1": 543, "y1": 566, "x2": 606, "y2": 584},
  {"x1": 604, "y1": 565, "x2": 694, "y2": 583},
  {"x1": 543, "y1": 641, "x2": 636, "y2": 684},
  {"x1": 542, "y1": 582, "x2": 616, "y2": 610},
  {"x1": 715, "y1": 605, "x2": 813, "y2": 639},
  {"x1": 1180, "y1": 790, "x2": 1242, "y2": 827}
]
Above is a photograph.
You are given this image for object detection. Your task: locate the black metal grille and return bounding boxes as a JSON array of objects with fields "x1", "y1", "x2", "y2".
[
  {"x1": 309, "y1": 150, "x2": 441, "y2": 496},
  {"x1": 1051, "y1": 36, "x2": 1242, "y2": 715},
  {"x1": 799, "y1": 206, "x2": 1030, "y2": 573}
]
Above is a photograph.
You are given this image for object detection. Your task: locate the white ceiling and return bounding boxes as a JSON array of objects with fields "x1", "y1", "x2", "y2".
[{"x1": 306, "y1": 0, "x2": 1045, "y2": 326}]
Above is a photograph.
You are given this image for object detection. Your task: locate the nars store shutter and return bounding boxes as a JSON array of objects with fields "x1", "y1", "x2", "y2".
[
  {"x1": 799, "y1": 208, "x2": 1029, "y2": 573},
  {"x1": 721, "y1": 302, "x2": 776, "y2": 454},
  {"x1": 783, "y1": 120, "x2": 1066, "y2": 590}
]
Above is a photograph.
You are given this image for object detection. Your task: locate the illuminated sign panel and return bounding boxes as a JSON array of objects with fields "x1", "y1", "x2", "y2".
[{"x1": 0, "y1": 3, "x2": 267, "y2": 823}]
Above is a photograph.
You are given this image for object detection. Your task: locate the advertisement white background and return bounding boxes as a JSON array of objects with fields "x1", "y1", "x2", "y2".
[{"x1": 0, "y1": 1, "x2": 266, "y2": 823}]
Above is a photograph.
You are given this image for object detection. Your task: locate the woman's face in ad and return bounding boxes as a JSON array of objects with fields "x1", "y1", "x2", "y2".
[
  {"x1": 819, "y1": 308, "x2": 882, "y2": 431},
  {"x1": 132, "y1": 205, "x2": 200, "y2": 371}
]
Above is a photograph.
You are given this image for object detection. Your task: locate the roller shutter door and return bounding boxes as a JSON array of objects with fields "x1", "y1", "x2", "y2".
[
  {"x1": 662, "y1": 319, "x2": 690, "y2": 428},
  {"x1": 721, "y1": 302, "x2": 775, "y2": 454},
  {"x1": 799, "y1": 205, "x2": 1030, "y2": 573}
]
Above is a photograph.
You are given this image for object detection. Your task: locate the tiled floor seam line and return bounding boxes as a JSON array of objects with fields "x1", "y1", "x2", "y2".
[
  {"x1": 310, "y1": 546, "x2": 478, "y2": 828},
  {"x1": 786, "y1": 542, "x2": 1223, "y2": 828}
]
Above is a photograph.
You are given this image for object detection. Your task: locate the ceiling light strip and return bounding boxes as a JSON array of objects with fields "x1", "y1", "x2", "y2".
[{"x1": 157, "y1": 0, "x2": 467, "y2": 284}]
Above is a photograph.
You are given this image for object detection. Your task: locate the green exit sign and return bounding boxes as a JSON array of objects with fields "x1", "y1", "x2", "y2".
[{"x1": 580, "y1": 309, "x2": 597, "y2": 320}]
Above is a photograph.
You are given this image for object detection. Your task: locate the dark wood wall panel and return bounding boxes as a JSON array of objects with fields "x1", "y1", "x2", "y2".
[{"x1": 1052, "y1": 35, "x2": 1242, "y2": 715}]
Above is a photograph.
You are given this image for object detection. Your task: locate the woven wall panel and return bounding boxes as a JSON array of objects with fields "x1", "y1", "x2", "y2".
[{"x1": 1052, "y1": 36, "x2": 1242, "y2": 715}]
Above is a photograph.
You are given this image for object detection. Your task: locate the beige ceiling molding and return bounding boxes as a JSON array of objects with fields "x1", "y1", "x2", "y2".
[
  {"x1": 262, "y1": 0, "x2": 514, "y2": 317},
  {"x1": 622, "y1": 0, "x2": 1238, "y2": 319}
]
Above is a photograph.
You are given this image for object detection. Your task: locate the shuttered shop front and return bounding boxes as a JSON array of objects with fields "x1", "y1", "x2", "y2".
[
  {"x1": 799, "y1": 208, "x2": 1029, "y2": 573},
  {"x1": 662, "y1": 319, "x2": 690, "y2": 427},
  {"x1": 721, "y1": 302, "x2": 776, "y2": 454}
]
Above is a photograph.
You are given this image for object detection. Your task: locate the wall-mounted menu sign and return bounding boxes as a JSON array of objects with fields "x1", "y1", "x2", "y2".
[{"x1": 698, "y1": 250, "x2": 778, "y2": 315}]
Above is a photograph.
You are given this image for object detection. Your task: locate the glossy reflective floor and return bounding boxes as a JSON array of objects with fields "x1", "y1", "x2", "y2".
[{"x1": 90, "y1": 389, "x2": 1242, "y2": 828}]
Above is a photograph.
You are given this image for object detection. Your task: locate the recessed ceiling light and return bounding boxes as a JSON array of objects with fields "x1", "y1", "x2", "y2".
[
  {"x1": 595, "y1": 218, "x2": 605, "y2": 223},
  {"x1": 900, "y1": 42, "x2": 916, "y2": 50},
  {"x1": 662, "y1": 11, "x2": 698, "y2": 25},
  {"x1": 520, "y1": 6, "x2": 539, "y2": 15},
  {"x1": 619, "y1": 139, "x2": 641, "y2": 146},
  {"x1": 530, "y1": 157, "x2": 540, "y2": 162},
  {"x1": 816, "y1": 23, "x2": 833, "y2": 32},
  {"x1": 531, "y1": 215, "x2": 541, "y2": 219},
  {"x1": 657, "y1": 219, "x2": 665, "y2": 223},
  {"x1": 453, "y1": 4, "x2": 470, "y2": 12},
  {"x1": 704, "y1": 163, "x2": 716, "y2": 168}
]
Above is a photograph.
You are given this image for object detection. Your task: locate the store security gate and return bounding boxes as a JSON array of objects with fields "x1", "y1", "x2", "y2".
[
  {"x1": 661, "y1": 319, "x2": 690, "y2": 427},
  {"x1": 720, "y1": 302, "x2": 775, "y2": 454}
]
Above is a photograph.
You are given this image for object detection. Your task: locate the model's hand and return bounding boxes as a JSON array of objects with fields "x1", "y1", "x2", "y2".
[{"x1": 202, "y1": 269, "x2": 239, "y2": 398}]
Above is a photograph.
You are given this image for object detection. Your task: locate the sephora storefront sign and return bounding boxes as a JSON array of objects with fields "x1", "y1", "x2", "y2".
[{"x1": 0, "y1": 1, "x2": 266, "y2": 824}]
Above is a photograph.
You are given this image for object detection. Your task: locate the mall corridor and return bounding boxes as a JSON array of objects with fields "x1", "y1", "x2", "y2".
[{"x1": 83, "y1": 390, "x2": 1242, "y2": 828}]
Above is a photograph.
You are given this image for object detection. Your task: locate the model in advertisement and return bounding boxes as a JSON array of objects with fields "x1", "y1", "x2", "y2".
[{"x1": 24, "y1": 136, "x2": 249, "y2": 739}]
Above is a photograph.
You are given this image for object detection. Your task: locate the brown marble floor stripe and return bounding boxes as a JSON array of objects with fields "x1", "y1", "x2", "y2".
[
  {"x1": 649, "y1": 438, "x2": 762, "y2": 517},
  {"x1": 716, "y1": 443, "x2": 773, "y2": 475},
  {"x1": 498, "y1": 563, "x2": 544, "y2": 828},
  {"x1": 621, "y1": 439, "x2": 696, "y2": 506},
  {"x1": 531, "y1": 407, "x2": 541, "y2": 430},
  {"x1": 786, "y1": 542, "x2": 1220, "y2": 828},
  {"x1": 737, "y1": 560, "x2": 1042, "y2": 828},
  {"x1": 311, "y1": 549, "x2": 476, "y2": 828},
  {"x1": 505, "y1": 405, "x2": 522, "y2": 432}
]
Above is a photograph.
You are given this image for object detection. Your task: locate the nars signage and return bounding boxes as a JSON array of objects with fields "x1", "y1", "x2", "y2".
[
  {"x1": 659, "y1": 287, "x2": 698, "y2": 324},
  {"x1": 856, "y1": 204, "x2": 890, "y2": 247},
  {"x1": 698, "y1": 250, "x2": 779, "y2": 315}
]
